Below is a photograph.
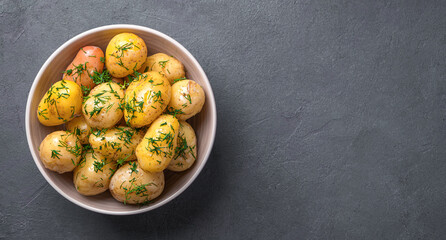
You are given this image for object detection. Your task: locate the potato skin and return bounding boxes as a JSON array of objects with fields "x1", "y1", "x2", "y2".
[
  {"x1": 89, "y1": 127, "x2": 145, "y2": 162},
  {"x1": 136, "y1": 114, "x2": 179, "y2": 172},
  {"x1": 37, "y1": 80, "x2": 83, "y2": 126},
  {"x1": 66, "y1": 116, "x2": 91, "y2": 144},
  {"x1": 39, "y1": 131, "x2": 82, "y2": 174},
  {"x1": 167, "y1": 80, "x2": 205, "y2": 120},
  {"x1": 124, "y1": 71, "x2": 171, "y2": 128},
  {"x1": 63, "y1": 46, "x2": 105, "y2": 90},
  {"x1": 82, "y1": 82, "x2": 124, "y2": 129},
  {"x1": 111, "y1": 77, "x2": 124, "y2": 86},
  {"x1": 109, "y1": 161, "x2": 164, "y2": 204},
  {"x1": 73, "y1": 151, "x2": 116, "y2": 196},
  {"x1": 138, "y1": 53, "x2": 185, "y2": 84},
  {"x1": 167, "y1": 121, "x2": 197, "y2": 172},
  {"x1": 105, "y1": 33, "x2": 147, "y2": 78}
]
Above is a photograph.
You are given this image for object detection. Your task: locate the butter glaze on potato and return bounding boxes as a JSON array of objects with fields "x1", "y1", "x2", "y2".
[
  {"x1": 39, "y1": 131, "x2": 82, "y2": 174},
  {"x1": 167, "y1": 79, "x2": 205, "y2": 121},
  {"x1": 63, "y1": 46, "x2": 105, "y2": 90},
  {"x1": 138, "y1": 53, "x2": 185, "y2": 84},
  {"x1": 109, "y1": 161, "x2": 165, "y2": 204},
  {"x1": 37, "y1": 80, "x2": 83, "y2": 126},
  {"x1": 124, "y1": 71, "x2": 171, "y2": 128},
  {"x1": 136, "y1": 114, "x2": 179, "y2": 173},
  {"x1": 167, "y1": 121, "x2": 197, "y2": 172},
  {"x1": 89, "y1": 127, "x2": 145, "y2": 162},
  {"x1": 105, "y1": 33, "x2": 147, "y2": 78},
  {"x1": 74, "y1": 151, "x2": 116, "y2": 196},
  {"x1": 82, "y1": 82, "x2": 124, "y2": 129},
  {"x1": 66, "y1": 115, "x2": 91, "y2": 144}
]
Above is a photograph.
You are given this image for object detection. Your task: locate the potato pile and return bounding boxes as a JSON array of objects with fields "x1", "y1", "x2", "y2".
[{"x1": 37, "y1": 33, "x2": 205, "y2": 205}]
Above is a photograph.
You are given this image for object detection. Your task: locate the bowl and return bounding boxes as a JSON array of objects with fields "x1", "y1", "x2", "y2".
[{"x1": 25, "y1": 24, "x2": 217, "y2": 215}]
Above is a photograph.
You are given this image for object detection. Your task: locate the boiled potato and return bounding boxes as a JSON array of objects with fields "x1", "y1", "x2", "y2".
[
  {"x1": 167, "y1": 121, "x2": 197, "y2": 172},
  {"x1": 167, "y1": 80, "x2": 205, "y2": 120},
  {"x1": 37, "y1": 80, "x2": 83, "y2": 126},
  {"x1": 111, "y1": 77, "x2": 124, "y2": 86},
  {"x1": 73, "y1": 151, "x2": 116, "y2": 196},
  {"x1": 109, "y1": 161, "x2": 164, "y2": 204},
  {"x1": 82, "y1": 82, "x2": 124, "y2": 128},
  {"x1": 66, "y1": 115, "x2": 91, "y2": 144},
  {"x1": 105, "y1": 33, "x2": 147, "y2": 78},
  {"x1": 89, "y1": 127, "x2": 145, "y2": 162},
  {"x1": 39, "y1": 131, "x2": 82, "y2": 174},
  {"x1": 124, "y1": 71, "x2": 171, "y2": 128},
  {"x1": 138, "y1": 53, "x2": 185, "y2": 84},
  {"x1": 136, "y1": 114, "x2": 179, "y2": 172},
  {"x1": 63, "y1": 46, "x2": 105, "y2": 90}
]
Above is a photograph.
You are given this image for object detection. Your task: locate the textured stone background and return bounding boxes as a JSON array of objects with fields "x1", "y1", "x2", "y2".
[{"x1": 1, "y1": 0, "x2": 446, "y2": 239}]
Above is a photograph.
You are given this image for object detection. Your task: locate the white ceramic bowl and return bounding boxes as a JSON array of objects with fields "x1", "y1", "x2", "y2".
[{"x1": 25, "y1": 24, "x2": 217, "y2": 215}]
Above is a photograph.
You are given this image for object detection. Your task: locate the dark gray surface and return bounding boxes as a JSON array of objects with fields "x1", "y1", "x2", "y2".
[{"x1": 1, "y1": 0, "x2": 446, "y2": 239}]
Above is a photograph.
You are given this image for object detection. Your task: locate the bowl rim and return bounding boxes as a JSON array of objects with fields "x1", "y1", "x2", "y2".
[{"x1": 25, "y1": 24, "x2": 217, "y2": 215}]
